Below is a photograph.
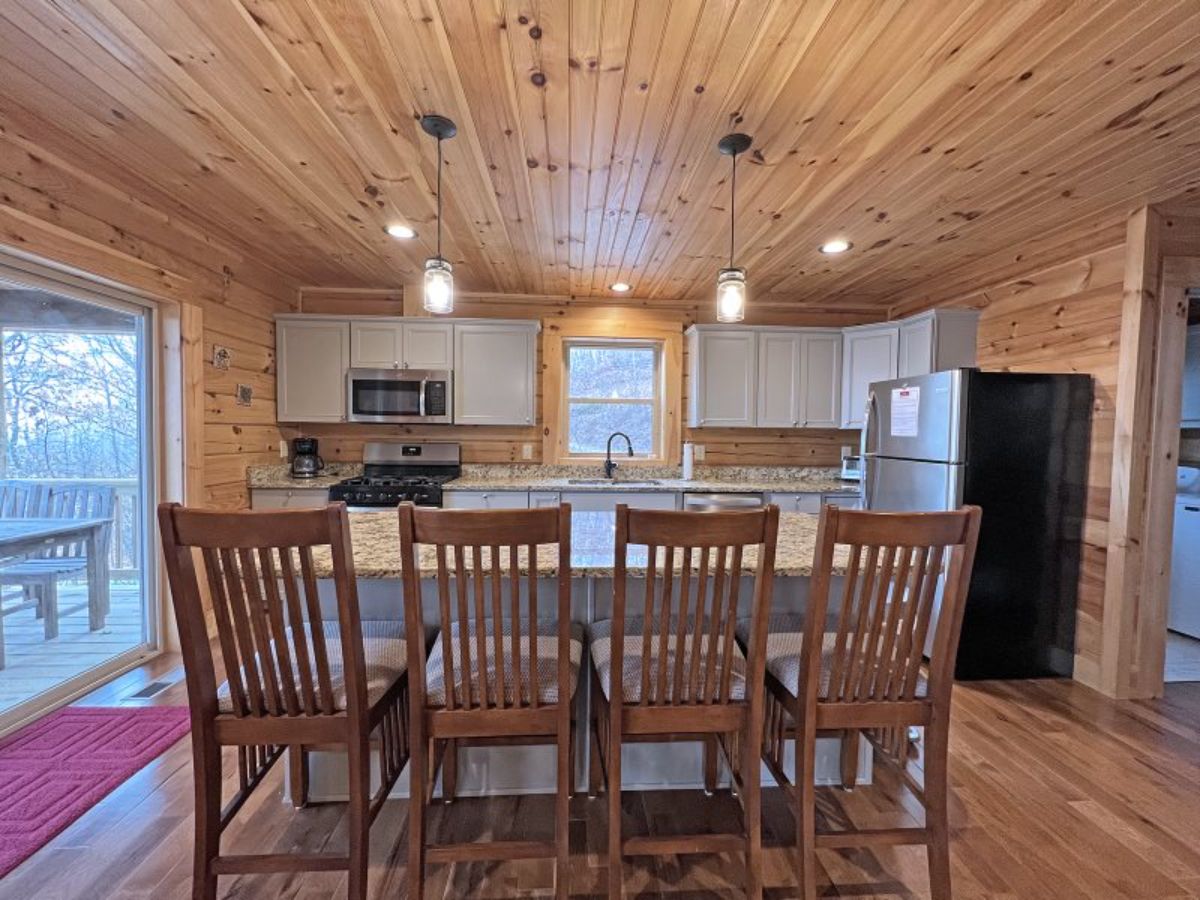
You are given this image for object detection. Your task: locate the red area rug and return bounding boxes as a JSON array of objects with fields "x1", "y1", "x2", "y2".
[{"x1": 0, "y1": 706, "x2": 190, "y2": 878}]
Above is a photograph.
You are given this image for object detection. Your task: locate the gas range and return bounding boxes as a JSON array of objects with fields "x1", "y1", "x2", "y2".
[{"x1": 329, "y1": 441, "x2": 461, "y2": 509}]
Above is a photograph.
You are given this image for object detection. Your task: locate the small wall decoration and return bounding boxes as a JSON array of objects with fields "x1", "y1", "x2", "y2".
[{"x1": 235, "y1": 384, "x2": 253, "y2": 407}]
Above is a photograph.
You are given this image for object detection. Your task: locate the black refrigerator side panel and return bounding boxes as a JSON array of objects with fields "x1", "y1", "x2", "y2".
[{"x1": 957, "y1": 372, "x2": 1093, "y2": 679}]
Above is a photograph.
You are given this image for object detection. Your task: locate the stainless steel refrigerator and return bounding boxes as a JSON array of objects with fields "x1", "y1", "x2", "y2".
[{"x1": 862, "y1": 368, "x2": 1092, "y2": 679}]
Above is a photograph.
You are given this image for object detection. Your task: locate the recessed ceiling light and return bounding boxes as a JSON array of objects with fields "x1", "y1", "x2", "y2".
[
  {"x1": 385, "y1": 223, "x2": 417, "y2": 239},
  {"x1": 819, "y1": 239, "x2": 852, "y2": 254},
  {"x1": 610, "y1": 282, "x2": 632, "y2": 293}
]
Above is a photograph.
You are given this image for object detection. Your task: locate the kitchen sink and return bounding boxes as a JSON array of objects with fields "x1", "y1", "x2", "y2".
[{"x1": 567, "y1": 478, "x2": 663, "y2": 486}]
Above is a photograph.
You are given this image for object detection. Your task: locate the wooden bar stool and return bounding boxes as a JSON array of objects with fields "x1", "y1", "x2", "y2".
[
  {"x1": 589, "y1": 503, "x2": 780, "y2": 899},
  {"x1": 755, "y1": 504, "x2": 982, "y2": 900},
  {"x1": 158, "y1": 502, "x2": 409, "y2": 900},
  {"x1": 398, "y1": 502, "x2": 580, "y2": 899}
]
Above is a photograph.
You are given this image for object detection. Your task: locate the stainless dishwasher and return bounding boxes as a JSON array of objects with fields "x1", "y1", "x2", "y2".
[{"x1": 683, "y1": 492, "x2": 764, "y2": 512}]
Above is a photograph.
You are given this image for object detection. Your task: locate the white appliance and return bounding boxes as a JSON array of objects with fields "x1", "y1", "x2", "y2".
[{"x1": 1169, "y1": 466, "x2": 1200, "y2": 639}]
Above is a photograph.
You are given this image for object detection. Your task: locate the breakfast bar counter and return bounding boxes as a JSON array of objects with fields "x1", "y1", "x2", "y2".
[{"x1": 303, "y1": 508, "x2": 871, "y2": 802}]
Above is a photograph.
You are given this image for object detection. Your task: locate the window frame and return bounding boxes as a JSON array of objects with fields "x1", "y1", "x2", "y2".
[{"x1": 561, "y1": 337, "x2": 665, "y2": 460}]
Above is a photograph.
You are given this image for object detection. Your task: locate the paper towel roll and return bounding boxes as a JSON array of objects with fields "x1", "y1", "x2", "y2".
[{"x1": 682, "y1": 442, "x2": 695, "y2": 480}]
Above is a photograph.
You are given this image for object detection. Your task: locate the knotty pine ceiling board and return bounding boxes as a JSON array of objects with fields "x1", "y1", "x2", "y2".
[{"x1": 0, "y1": 0, "x2": 1198, "y2": 308}]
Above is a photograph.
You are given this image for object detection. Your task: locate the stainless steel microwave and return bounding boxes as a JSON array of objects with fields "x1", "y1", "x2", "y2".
[{"x1": 346, "y1": 368, "x2": 452, "y2": 424}]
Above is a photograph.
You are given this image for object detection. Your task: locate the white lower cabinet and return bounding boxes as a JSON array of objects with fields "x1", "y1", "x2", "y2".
[
  {"x1": 529, "y1": 491, "x2": 563, "y2": 508},
  {"x1": 442, "y1": 490, "x2": 530, "y2": 510},
  {"x1": 559, "y1": 491, "x2": 681, "y2": 512},
  {"x1": 764, "y1": 492, "x2": 823, "y2": 514},
  {"x1": 821, "y1": 491, "x2": 863, "y2": 510},
  {"x1": 250, "y1": 487, "x2": 330, "y2": 509}
]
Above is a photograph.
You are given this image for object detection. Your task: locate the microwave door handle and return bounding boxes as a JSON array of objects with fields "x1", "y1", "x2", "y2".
[{"x1": 418, "y1": 378, "x2": 428, "y2": 418}]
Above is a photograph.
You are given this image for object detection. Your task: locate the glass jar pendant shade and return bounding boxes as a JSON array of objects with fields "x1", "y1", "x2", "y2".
[
  {"x1": 424, "y1": 257, "x2": 454, "y2": 315},
  {"x1": 420, "y1": 114, "x2": 457, "y2": 314},
  {"x1": 715, "y1": 132, "x2": 752, "y2": 323},
  {"x1": 716, "y1": 267, "x2": 747, "y2": 322}
]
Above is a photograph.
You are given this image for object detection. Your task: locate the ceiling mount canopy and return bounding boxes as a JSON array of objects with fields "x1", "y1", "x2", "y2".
[
  {"x1": 420, "y1": 113, "x2": 457, "y2": 314},
  {"x1": 715, "y1": 132, "x2": 752, "y2": 323}
]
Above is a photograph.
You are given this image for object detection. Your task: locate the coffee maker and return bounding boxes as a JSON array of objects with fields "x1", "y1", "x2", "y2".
[{"x1": 290, "y1": 437, "x2": 325, "y2": 479}]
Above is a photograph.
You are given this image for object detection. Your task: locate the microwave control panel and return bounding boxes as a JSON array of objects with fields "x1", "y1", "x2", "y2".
[{"x1": 425, "y1": 381, "x2": 448, "y2": 416}]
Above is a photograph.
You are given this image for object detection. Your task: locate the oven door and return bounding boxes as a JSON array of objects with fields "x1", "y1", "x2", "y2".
[{"x1": 346, "y1": 368, "x2": 453, "y2": 423}]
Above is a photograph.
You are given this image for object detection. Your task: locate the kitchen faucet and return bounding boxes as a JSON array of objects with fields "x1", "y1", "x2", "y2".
[{"x1": 604, "y1": 432, "x2": 634, "y2": 479}]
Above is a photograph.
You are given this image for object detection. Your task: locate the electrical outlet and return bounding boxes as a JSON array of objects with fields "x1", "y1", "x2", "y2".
[
  {"x1": 521, "y1": 443, "x2": 533, "y2": 460},
  {"x1": 841, "y1": 445, "x2": 854, "y2": 459},
  {"x1": 212, "y1": 345, "x2": 231, "y2": 370},
  {"x1": 279, "y1": 440, "x2": 288, "y2": 460},
  {"x1": 693, "y1": 444, "x2": 706, "y2": 461}
]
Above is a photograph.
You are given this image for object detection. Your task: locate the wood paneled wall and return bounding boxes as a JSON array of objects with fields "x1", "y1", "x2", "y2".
[
  {"x1": 293, "y1": 288, "x2": 870, "y2": 466},
  {"x1": 890, "y1": 242, "x2": 1127, "y2": 687},
  {"x1": 0, "y1": 126, "x2": 300, "y2": 509}
]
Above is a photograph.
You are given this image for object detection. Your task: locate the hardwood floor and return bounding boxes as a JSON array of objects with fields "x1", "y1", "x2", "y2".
[{"x1": 4, "y1": 656, "x2": 1200, "y2": 899}]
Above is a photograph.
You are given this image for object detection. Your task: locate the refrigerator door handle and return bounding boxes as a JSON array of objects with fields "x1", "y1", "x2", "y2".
[{"x1": 862, "y1": 390, "x2": 880, "y2": 509}]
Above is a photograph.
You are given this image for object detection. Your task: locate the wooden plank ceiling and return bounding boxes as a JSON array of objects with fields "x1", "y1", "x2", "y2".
[{"x1": 3, "y1": 0, "x2": 1199, "y2": 310}]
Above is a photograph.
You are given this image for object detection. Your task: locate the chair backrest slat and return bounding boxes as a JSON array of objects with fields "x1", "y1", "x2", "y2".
[
  {"x1": 158, "y1": 503, "x2": 367, "y2": 723},
  {"x1": 612, "y1": 505, "x2": 779, "y2": 709},
  {"x1": 399, "y1": 504, "x2": 572, "y2": 713},
  {"x1": 800, "y1": 506, "x2": 982, "y2": 713}
]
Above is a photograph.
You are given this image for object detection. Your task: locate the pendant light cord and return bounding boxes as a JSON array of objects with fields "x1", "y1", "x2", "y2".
[
  {"x1": 436, "y1": 136, "x2": 443, "y2": 261},
  {"x1": 729, "y1": 151, "x2": 737, "y2": 269}
]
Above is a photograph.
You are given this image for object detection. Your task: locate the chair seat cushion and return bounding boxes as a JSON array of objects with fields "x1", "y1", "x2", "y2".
[
  {"x1": 217, "y1": 620, "x2": 406, "y2": 714},
  {"x1": 738, "y1": 615, "x2": 928, "y2": 700},
  {"x1": 588, "y1": 617, "x2": 747, "y2": 703},
  {"x1": 425, "y1": 620, "x2": 584, "y2": 707}
]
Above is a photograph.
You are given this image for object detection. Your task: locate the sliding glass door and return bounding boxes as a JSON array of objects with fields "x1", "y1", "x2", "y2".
[{"x1": 0, "y1": 275, "x2": 156, "y2": 731}]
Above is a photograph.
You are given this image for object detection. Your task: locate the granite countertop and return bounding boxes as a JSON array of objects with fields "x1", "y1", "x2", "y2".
[
  {"x1": 247, "y1": 463, "x2": 857, "y2": 495},
  {"x1": 249, "y1": 463, "x2": 362, "y2": 490},
  {"x1": 443, "y1": 464, "x2": 854, "y2": 495},
  {"x1": 310, "y1": 509, "x2": 849, "y2": 579}
]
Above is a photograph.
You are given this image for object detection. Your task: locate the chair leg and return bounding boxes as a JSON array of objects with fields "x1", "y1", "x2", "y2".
[
  {"x1": 441, "y1": 739, "x2": 457, "y2": 804},
  {"x1": 288, "y1": 745, "x2": 309, "y2": 809},
  {"x1": 796, "y1": 726, "x2": 818, "y2": 900},
  {"x1": 607, "y1": 709, "x2": 623, "y2": 900},
  {"x1": 408, "y1": 728, "x2": 428, "y2": 900},
  {"x1": 42, "y1": 578, "x2": 58, "y2": 640},
  {"x1": 192, "y1": 733, "x2": 221, "y2": 900},
  {"x1": 347, "y1": 740, "x2": 371, "y2": 900},
  {"x1": 924, "y1": 716, "x2": 953, "y2": 900},
  {"x1": 555, "y1": 706, "x2": 571, "y2": 899},
  {"x1": 703, "y1": 734, "x2": 719, "y2": 796},
  {"x1": 741, "y1": 729, "x2": 763, "y2": 900},
  {"x1": 840, "y1": 729, "x2": 860, "y2": 790}
]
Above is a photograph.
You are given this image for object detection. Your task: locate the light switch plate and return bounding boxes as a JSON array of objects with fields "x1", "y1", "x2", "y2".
[
  {"x1": 279, "y1": 440, "x2": 288, "y2": 460},
  {"x1": 521, "y1": 443, "x2": 534, "y2": 459},
  {"x1": 841, "y1": 445, "x2": 854, "y2": 458},
  {"x1": 693, "y1": 444, "x2": 706, "y2": 461}
]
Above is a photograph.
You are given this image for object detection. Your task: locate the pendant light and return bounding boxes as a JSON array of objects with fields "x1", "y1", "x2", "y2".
[
  {"x1": 421, "y1": 114, "x2": 457, "y2": 315},
  {"x1": 716, "y1": 132, "x2": 752, "y2": 323}
]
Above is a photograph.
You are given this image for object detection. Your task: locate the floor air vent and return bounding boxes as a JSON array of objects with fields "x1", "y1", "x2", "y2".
[{"x1": 125, "y1": 679, "x2": 175, "y2": 700}]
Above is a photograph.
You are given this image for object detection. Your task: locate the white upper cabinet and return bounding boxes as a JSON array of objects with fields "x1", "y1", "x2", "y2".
[
  {"x1": 454, "y1": 321, "x2": 538, "y2": 425},
  {"x1": 841, "y1": 324, "x2": 899, "y2": 429},
  {"x1": 898, "y1": 309, "x2": 980, "y2": 378},
  {"x1": 349, "y1": 320, "x2": 452, "y2": 370},
  {"x1": 276, "y1": 318, "x2": 350, "y2": 422},
  {"x1": 689, "y1": 328, "x2": 758, "y2": 427},
  {"x1": 350, "y1": 320, "x2": 403, "y2": 369},
  {"x1": 756, "y1": 331, "x2": 802, "y2": 427},
  {"x1": 799, "y1": 331, "x2": 843, "y2": 427},
  {"x1": 402, "y1": 321, "x2": 453, "y2": 369}
]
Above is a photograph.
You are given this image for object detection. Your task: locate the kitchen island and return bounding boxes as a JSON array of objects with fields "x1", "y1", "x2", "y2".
[{"x1": 303, "y1": 508, "x2": 872, "y2": 801}]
